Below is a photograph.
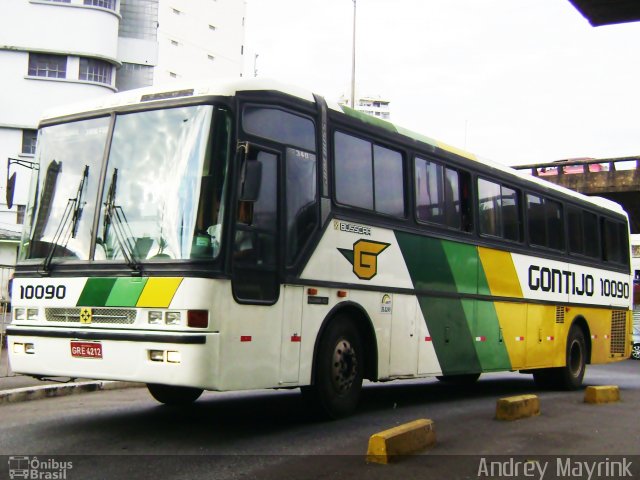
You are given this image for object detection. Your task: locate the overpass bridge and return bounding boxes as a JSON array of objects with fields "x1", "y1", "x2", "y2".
[{"x1": 513, "y1": 156, "x2": 640, "y2": 234}]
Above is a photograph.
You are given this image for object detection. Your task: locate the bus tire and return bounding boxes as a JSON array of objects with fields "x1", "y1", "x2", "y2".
[
  {"x1": 147, "y1": 383, "x2": 203, "y2": 406},
  {"x1": 436, "y1": 373, "x2": 480, "y2": 385},
  {"x1": 303, "y1": 316, "x2": 364, "y2": 419},
  {"x1": 533, "y1": 325, "x2": 586, "y2": 390},
  {"x1": 557, "y1": 325, "x2": 587, "y2": 389}
]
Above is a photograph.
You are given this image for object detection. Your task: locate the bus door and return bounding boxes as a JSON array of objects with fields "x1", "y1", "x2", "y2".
[{"x1": 231, "y1": 148, "x2": 280, "y2": 303}]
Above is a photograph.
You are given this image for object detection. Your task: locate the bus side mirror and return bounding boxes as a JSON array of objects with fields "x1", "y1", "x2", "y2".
[
  {"x1": 6, "y1": 172, "x2": 16, "y2": 209},
  {"x1": 240, "y1": 160, "x2": 262, "y2": 202}
]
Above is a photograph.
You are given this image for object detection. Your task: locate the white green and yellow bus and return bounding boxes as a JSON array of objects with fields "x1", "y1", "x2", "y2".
[{"x1": 7, "y1": 79, "x2": 633, "y2": 418}]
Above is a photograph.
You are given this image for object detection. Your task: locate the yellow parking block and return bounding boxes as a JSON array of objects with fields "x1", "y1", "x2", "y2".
[
  {"x1": 366, "y1": 419, "x2": 436, "y2": 464},
  {"x1": 495, "y1": 394, "x2": 540, "y2": 421},
  {"x1": 584, "y1": 386, "x2": 620, "y2": 404}
]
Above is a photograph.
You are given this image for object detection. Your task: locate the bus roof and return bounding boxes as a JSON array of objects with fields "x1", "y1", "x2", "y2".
[{"x1": 40, "y1": 77, "x2": 627, "y2": 217}]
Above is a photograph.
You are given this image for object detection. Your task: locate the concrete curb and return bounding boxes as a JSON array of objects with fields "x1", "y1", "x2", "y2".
[
  {"x1": 366, "y1": 419, "x2": 436, "y2": 464},
  {"x1": 0, "y1": 381, "x2": 144, "y2": 405},
  {"x1": 495, "y1": 394, "x2": 540, "y2": 421},
  {"x1": 584, "y1": 385, "x2": 620, "y2": 404}
]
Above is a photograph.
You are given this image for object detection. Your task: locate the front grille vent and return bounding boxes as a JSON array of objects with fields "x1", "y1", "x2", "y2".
[
  {"x1": 555, "y1": 306, "x2": 565, "y2": 324},
  {"x1": 610, "y1": 310, "x2": 627, "y2": 355},
  {"x1": 45, "y1": 308, "x2": 136, "y2": 325}
]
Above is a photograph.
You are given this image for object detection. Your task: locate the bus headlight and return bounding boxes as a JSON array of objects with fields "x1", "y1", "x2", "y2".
[
  {"x1": 165, "y1": 312, "x2": 181, "y2": 326},
  {"x1": 27, "y1": 309, "x2": 39, "y2": 321},
  {"x1": 14, "y1": 308, "x2": 25, "y2": 321},
  {"x1": 148, "y1": 311, "x2": 163, "y2": 325},
  {"x1": 166, "y1": 351, "x2": 181, "y2": 363},
  {"x1": 149, "y1": 350, "x2": 164, "y2": 362}
]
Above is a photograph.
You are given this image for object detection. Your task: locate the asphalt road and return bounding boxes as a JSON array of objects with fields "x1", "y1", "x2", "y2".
[{"x1": 1, "y1": 361, "x2": 639, "y2": 479}]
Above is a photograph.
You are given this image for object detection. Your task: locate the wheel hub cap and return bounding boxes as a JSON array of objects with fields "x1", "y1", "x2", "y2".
[{"x1": 331, "y1": 338, "x2": 358, "y2": 394}]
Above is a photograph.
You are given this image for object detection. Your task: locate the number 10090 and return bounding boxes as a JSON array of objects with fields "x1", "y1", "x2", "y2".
[{"x1": 19, "y1": 285, "x2": 66, "y2": 300}]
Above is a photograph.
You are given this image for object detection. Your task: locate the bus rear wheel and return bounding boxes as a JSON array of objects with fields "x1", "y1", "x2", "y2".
[
  {"x1": 302, "y1": 316, "x2": 364, "y2": 419},
  {"x1": 533, "y1": 325, "x2": 586, "y2": 390},
  {"x1": 147, "y1": 383, "x2": 203, "y2": 406}
]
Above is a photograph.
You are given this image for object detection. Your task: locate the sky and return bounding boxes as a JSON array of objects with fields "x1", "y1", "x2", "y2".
[{"x1": 243, "y1": 0, "x2": 640, "y2": 166}]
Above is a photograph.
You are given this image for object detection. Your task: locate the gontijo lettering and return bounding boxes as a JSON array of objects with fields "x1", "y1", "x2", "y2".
[{"x1": 527, "y1": 265, "x2": 630, "y2": 299}]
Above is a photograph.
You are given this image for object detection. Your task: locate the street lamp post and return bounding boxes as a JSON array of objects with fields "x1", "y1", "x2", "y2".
[{"x1": 350, "y1": 0, "x2": 356, "y2": 108}]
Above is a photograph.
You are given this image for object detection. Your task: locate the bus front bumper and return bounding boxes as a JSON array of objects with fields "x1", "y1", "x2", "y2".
[{"x1": 6, "y1": 326, "x2": 220, "y2": 390}]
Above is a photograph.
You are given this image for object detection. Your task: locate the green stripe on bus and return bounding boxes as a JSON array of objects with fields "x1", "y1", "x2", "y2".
[
  {"x1": 77, "y1": 278, "x2": 117, "y2": 307},
  {"x1": 395, "y1": 232, "x2": 457, "y2": 293},
  {"x1": 472, "y1": 301, "x2": 512, "y2": 371},
  {"x1": 105, "y1": 277, "x2": 148, "y2": 307},
  {"x1": 396, "y1": 231, "x2": 512, "y2": 374},
  {"x1": 419, "y1": 296, "x2": 481, "y2": 375},
  {"x1": 441, "y1": 241, "x2": 478, "y2": 295}
]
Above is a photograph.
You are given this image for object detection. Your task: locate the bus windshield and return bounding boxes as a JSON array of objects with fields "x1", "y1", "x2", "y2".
[{"x1": 21, "y1": 104, "x2": 231, "y2": 264}]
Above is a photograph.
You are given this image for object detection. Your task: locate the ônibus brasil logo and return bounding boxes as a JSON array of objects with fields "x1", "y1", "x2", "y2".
[{"x1": 338, "y1": 239, "x2": 390, "y2": 280}]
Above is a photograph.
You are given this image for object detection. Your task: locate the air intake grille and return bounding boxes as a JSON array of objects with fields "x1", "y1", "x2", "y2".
[
  {"x1": 555, "y1": 306, "x2": 565, "y2": 324},
  {"x1": 45, "y1": 308, "x2": 136, "y2": 325},
  {"x1": 610, "y1": 310, "x2": 627, "y2": 355}
]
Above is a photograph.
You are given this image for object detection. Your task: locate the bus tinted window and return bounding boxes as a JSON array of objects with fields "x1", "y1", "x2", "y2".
[
  {"x1": 415, "y1": 157, "x2": 468, "y2": 230},
  {"x1": 568, "y1": 208, "x2": 599, "y2": 258},
  {"x1": 478, "y1": 179, "x2": 521, "y2": 242},
  {"x1": 502, "y1": 186, "x2": 520, "y2": 241},
  {"x1": 527, "y1": 194, "x2": 564, "y2": 250},
  {"x1": 602, "y1": 219, "x2": 629, "y2": 264},
  {"x1": 374, "y1": 145, "x2": 404, "y2": 216},
  {"x1": 243, "y1": 107, "x2": 316, "y2": 152},
  {"x1": 334, "y1": 132, "x2": 373, "y2": 210},
  {"x1": 286, "y1": 148, "x2": 318, "y2": 265},
  {"x1": 583, "y1": 211, "x2": 599, "y2": 258},
  {"x1": 547, "y1": 199, "x2": 564, "y2": 250},
  {"x1": 334, "y1": 132, "x2": 405, "y2": 216},
  {"x1": 568, "y1": 207, "x2": 584, "y2": 255},
  {"x1": 478, "y1": 179, "x2": 500, "y2": 237}
]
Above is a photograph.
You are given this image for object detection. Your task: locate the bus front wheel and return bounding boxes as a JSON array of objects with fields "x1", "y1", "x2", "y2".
[
  {"x1": 303, "y1": 316, "x2": 364, "y2": 419},
  {"x1": 147, "y1": 383, "x2": 203, "y2": 406}
]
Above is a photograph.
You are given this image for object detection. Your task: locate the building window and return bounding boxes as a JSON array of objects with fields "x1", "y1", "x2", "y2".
[
  {"x1": 209, "y1": 24, "x2": 217, "y2": 31},
  {"x1": 207, "y1": 54, "x2": 215, "y2": 61},
  {"x1": 172, "y1": 8, "x2": 181, "y2": 15},
  {"x1": 22, "y1": 130, "x2": 38, "y2": 155},
  {"x1": 79, "y1": 58, "x2": 113, "y2": 85},
  {"x1": 170, "y1": 40, "x2": 179, "y2": 46},
  {"x1": 45, "y1": 0, "x2": 71, "y2": 3},
  {"x1": 116, "y1": 62, "x2": 154, "y2": 91},
  {"x1": 84, "y1": 0, "x2": 115, "y2": 9},
  {"x1": 169, "y1": 72, "x2": 177, "y2": 78},
  {"x1": 16, "y1": 205, "x2": 26, "y2": 225},
  {"x1": 28, "y1": 53, "x2": 67, "y2": 79},
  {"x1": 119, "y1": 0, "x2": 159, "y2": 41}
]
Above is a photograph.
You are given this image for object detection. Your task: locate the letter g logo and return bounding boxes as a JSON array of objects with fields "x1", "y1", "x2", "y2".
[{"x1": 338, "y1": 240, "x2": 390, "y2": 280}]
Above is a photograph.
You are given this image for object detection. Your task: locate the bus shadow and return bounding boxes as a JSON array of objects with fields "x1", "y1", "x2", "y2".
[{"x1": 47, "y1": 373, "x2": 547, "y2": 453}]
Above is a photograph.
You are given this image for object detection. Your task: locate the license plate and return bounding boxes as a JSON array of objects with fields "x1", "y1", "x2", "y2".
[{"x1": 70, "y1": 341, "x2": 103, "y2": 359}]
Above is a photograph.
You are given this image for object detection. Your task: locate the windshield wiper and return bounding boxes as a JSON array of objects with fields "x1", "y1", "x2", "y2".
[
  {"x1": 41, "y1": 165, "x2": 89, "y2": 274},
  {"x1": 103, "y1": 168, "x2": 141, "y2": 274}
]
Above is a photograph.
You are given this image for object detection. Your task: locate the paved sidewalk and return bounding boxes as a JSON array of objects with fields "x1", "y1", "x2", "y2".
[{"x1": 0, "y1": 339, "x2": 142, "y2": 404}]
